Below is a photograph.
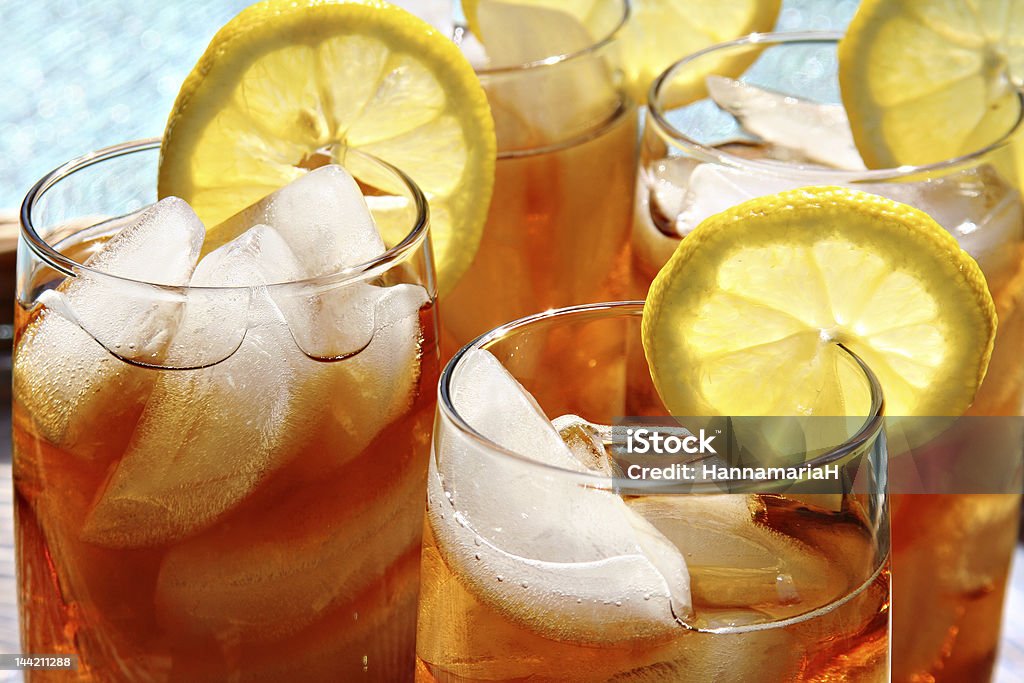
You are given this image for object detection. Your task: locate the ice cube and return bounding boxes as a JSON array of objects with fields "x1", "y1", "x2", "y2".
[
  {"x1": 154, "y1": 415, "x2": 427, "y2": 640},
  {"x1": 893, "y1": 166, "x2": 1024, "y2": 278},
  {"x1": 673, "y1": 164, "x2": 807, "y2": 236},
  {"x1": 627, "y1": 495, "x2": 847, "y2": 623},
  {"x1": 13, "y1": 197, "x2": 205, "y2": 450},
  {"x1": 312, "y1": 282, "x2": 429, "y2": 462},
  {"x1": 429, "y1": 349, "x2": 690, "y2": 643},
  {"x1": 476, "y1": 2, "x2": 620, "y2": 148},
  {"x1": 632, "y1": 159, "x2": 694, "y2": 288},
  {"x1": 552, "y1": 414, "x2": 616, "y2": 475},
  {"x1": 706, "y1": 77, "x2": 865, "y2": 171},
  {"x1": 82, "y1": 225, "x2": 325, "y2": 547},
  {"x1": 212, "y1": 165, "x2": 393, "y2": 359},
  {"x1": 477, "y1": 1, "x2": 592, "y2": 65},
  {"x1": 83, "y1": 221, "x2": 429, "y2": 548},
  {"x1": 206, "y1": 164, "x2": 383, "y2": 277},
  {"x1": 669, "y1": 162, "x2": 1024, "y2": 278},
  {"x1": 455, "y1": 28, "x2": 489, "y2": 69},
  {"x1": 79, "y1": 198, "x2": 204, "y2": 284}
]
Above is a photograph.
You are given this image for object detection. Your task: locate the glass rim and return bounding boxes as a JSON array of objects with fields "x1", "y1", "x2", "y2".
[
  {"x1": 438, "y1": 301, "x2": 886, "y2": 489},
  {"x1": 647, "y1": 30, "x2": 1024, "y2": 182},
  {"x1": 469, "y1": 0, "x2": 629, "y2": 76},
  {"x1": 19, "y1": 137, "x2": 431, "y2": 292}
]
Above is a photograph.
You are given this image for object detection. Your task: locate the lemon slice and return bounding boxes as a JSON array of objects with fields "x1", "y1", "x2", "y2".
[
  {"x1": 462, "y1": 0, "x2": 780, "y2": 105},
  {"x1": 839, "y1": 0, "x2": 1023, "y2": 174},
  {"x1": 158, "y1": 0, "x2": 496, "y2": 294},
  {"x1": 642, "y1": 187, "x2": 996, "y2": 418}
]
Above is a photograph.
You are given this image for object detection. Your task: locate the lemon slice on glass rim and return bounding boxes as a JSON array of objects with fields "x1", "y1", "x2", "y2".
[
  {"x1": 642, "y1": 187, "x2": 996, "y2": 419},
  {"x1": 158, "y1": 0, "x2": 496, "y2": 294},
  {"x1": 461, "y1": 0, "x2": 781, "y2": 105},
  {"x1": 839, "y1": 0, "x2": 1024, "y2": 185}
]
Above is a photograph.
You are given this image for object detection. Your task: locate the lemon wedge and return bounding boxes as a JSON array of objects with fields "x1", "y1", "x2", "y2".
[
  {"x1": 462, "y1": 0, "x2": 780, "y2": 105},
  {"x1": 839, "y1": 0, "x2": 1023, "y2": 176},
  {"x1": 158, "y1": 0, "x2": 496, "y2": 294},
  {"x1": 642, "y1": 187, "x2": 996, "y2": 418}
]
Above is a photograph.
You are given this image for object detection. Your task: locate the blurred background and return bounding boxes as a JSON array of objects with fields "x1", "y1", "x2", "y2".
[
  {"x1": 0, "y1": 0, "x2": 860, "y2": 211},
  {"x1": 1, "y1": 1, "x2": 1021, "y2": 681}
]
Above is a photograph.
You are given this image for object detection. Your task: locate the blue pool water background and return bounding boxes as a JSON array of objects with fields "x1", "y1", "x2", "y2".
[{"x1": 0, "y1": 0, "x2": 859, "y2": 210}]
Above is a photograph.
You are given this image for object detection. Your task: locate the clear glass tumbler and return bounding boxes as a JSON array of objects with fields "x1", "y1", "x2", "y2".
[
  {"x1": 440, "y1": 1, "x2": 638, "y2": 357},
  {"x1": 416, "y1": 301, "x2": 889, "y2": 682},
  {"x1": 14, "y1": 139, "x2": 438, "y2": 681},
  {"x1": 634, "y1": 32, "x2": 1024, "y2": 682}
]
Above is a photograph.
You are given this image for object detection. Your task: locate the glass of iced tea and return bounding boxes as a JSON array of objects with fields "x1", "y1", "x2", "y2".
[
  {"x1": 439, "y1": 0, "x2": 637, "y2": 356},
  {"x1": 634, "y1": 33, "x2": 1024, "y2": 682},
  {"x1": 416, "y1": 301, "x2": 890, "y2": 682},
  {"x1": 14, "y1": 139, "x2": 438, "y2": 680}
]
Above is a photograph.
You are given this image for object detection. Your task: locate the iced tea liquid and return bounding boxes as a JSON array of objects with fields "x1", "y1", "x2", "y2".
[
  {"x1": 439, "y1": 103, "x2": 637, "y2": 357},
  {"x1": 14, "y1": 236, "x2": 439, "y2": 681},
  {"x1": 887, "y1": 241, "x2": 1024, "y2": 681},
  {"x1": 416, "y1": 494, "x2": 889, "y2": 682},
  {"x1": 634, "y1": 191, "x2": 1024, "y2": 682},
  {"x1": 633, "y1": 144, "x2": 1024, "y2": 683}
]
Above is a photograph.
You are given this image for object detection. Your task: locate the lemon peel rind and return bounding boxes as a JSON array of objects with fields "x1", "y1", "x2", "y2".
[
  {"x1": 642, "y1": 186, "x2": 997, "y2": 419},
  {"x1": 836, "y1": 0, "x2": 900, "y2": 169}
]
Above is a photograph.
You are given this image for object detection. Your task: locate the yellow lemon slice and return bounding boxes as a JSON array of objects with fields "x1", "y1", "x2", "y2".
[
  {"x1": 462, "y1": 0, "x2": 780, "y2": 105},
  {"x1": 642, "y1": 187, "x2": 996, "y2": 418},
  {"x1": 839, "y1": 0, "x2": 1023, "y2": 177},
  {"x1": 159, "y1": 0, "x2": 496, "y2": 294}
]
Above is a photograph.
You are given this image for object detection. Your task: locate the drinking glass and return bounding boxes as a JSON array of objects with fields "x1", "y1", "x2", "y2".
[
  {"x1": 440, "y1": 1, "x2": 638, "y2": 356},
  {"x1": 14, "y1": 139, "x2": 438, "y2": 681},
  {"x1": 635, "y1": 32, "x2": 1024, "y2": 682},
  {"x1": 416, "y1": 301, "x2": 889, "y2": 682}
]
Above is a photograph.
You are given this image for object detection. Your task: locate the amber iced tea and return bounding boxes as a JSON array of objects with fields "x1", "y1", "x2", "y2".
[
  {"x1": 13, "y1": 143, "x2": 438, "y2": 681},
  {"x1": 633, "y1": 35, "x2": 1024, "y2": 682},
  {"x1": 441, "y1": 105, "x2": 637, "y2": 354},
  {"x1": 418, "y1": 496, "x2": 888, "y2": 682},
  {"x1": 888, "y1": 229, "x2": 1024, "y2": 680},
  {"x1": 416, "y1": 303, "x2": 889, "y2": 682},
  {"x1": 439, "y1": 1, "x2": 636, "y2": 355}
]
